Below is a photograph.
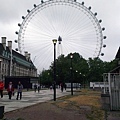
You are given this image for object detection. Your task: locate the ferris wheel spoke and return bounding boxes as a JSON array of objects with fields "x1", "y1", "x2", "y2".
[
  {"x1": 63, "y1": 43, "x2": 95, "y2": 58},
  {"x1": 33, "y1": 48, "x2": 53, "y2": 70},
  {"x1": 62, "y1": 21, "x2": 96, "y2": 39},
  {"x1": 27, "y1": 18, "x2": 56, "y2": 37},
  {"x1": 62, "y1": 12, "x2": 94, "y2": 37}
]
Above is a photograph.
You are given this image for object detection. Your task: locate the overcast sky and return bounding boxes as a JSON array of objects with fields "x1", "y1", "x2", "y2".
[{"x1": 0, "y1": 0, "x2": 120, "y2": 69}]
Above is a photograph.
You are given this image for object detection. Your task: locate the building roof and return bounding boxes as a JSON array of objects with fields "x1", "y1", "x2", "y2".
[
  {"x1": 115, "y1": 47, "x2": 120, "y2": 59},
  {"x1": 0, "y1": 43, "x2": 36, "y2": 69},
  {"x1": 109, "y1": 66, "x2": 120, "y2": 73},
  {"x1": 0, "y1": 43, "x2": 5, "y2": 55}
]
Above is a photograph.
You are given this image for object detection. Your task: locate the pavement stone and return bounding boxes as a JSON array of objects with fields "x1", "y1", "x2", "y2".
[{"x1": 0, "y1": 89, "x2": 70, "y2": 113}]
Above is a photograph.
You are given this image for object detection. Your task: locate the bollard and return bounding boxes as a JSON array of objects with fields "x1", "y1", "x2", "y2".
[{"x1": 0, "y1": 106, "x2": 4, "y2": 119}]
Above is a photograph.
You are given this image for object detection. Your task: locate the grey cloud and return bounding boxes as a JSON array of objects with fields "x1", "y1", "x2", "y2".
[{"x1": 0, "y1": 0, "x2": 40, "y2": 23}]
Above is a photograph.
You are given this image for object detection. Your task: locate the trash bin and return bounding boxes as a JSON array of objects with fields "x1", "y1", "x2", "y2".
[
  {"x1": 101, "y1": 93, "x2": 110, "y2": 111},
  {"x1": 0, "y1": 106, "x2": 4, "y2": 119}
]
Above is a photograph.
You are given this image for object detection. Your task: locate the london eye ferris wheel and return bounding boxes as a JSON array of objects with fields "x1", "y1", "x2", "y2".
[{"x1": 15, "y1": 0, "x2": 106, "y2": 71}]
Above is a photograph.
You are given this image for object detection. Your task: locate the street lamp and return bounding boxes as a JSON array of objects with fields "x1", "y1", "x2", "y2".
[
  {"x1": 83, "y1": 74, "x2": 86, "y2": 88},
  {"x1": 70, "y1": 53, "x2": 73, "y2": 95},
  {"x1": 48, "y1": 72, "x2": 50, "y2": 87},
  {"x1": 52, "y1": 39, "x2": 57, "y2": 101},
  {"x1": 39, "y1": 72, "x2": 42, "y2": 91},
  {"x1": 76, "y1": 70, "x2": 78, "y2": 89}
]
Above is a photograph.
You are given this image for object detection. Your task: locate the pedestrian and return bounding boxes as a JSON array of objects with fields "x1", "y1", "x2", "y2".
[
  {"x1": 37, "y1": 84, "x2": 40, "y2": 93},
  {"x1": 0, "y1": 80, "x2": 4, "y2": 98},
  {"x1": 93, "y1": 84, "x2": 95, "y2": 91},
  {"x1": 7, "y1": 82, "x2": 14, "y2": 99},
  {"x1": 50, "y1": 85, "x2": 53, "y2": 90},
  {"x1": 60, "y1": 83, "x2": 63, "y2": 92},
  {"x1": 64, "y1": 83, "x2": 67, "y2": 90},
  {"x1": 16, "y1": 81, "x2": 23, "y2": 100},
  {"x1": 34, "y1": 83, "x2": 37, "y2": 92}
]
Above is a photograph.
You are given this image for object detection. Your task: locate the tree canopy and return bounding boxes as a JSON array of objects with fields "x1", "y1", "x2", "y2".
[{"x1": 39, "y1": 52, "x2": 119, "y2": 86}]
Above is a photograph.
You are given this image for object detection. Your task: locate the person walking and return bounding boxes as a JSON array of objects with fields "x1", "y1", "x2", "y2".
[
  {"x1": 0, "y1": 80, "x2": 4, "y2": 98},
  {"x1": 16, "y1": 81, "x2": 23, "y2": 100},
  {"x1": 60, "y1": 83, "x2": 64, "y2": 92},
  {"x1": 34, "y1": 83, "x2": 37, "y2": 92},
  {"x1": 64, "y1": 83, "x2": 67, "y2": 91},
  {"x1": 7, "y1": 82, "x2": 14, "y2": 99},
  {"x1": 37, "y1": 84, "x2": 40, "y2": 93}
]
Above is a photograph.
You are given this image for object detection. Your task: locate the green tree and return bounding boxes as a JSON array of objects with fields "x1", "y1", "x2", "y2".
[{"x1": 39, "y1": 52, "x2": 119, "y2": 86}]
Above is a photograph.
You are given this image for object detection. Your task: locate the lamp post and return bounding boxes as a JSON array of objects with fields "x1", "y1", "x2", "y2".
[
  {"x1": 52, "y1": 39, "x2": 57, "y2": 101},
  {"x1": 83, "y1": 74, "x2": 85, "y2": 88},
  {"x1": 10, "y1": 42, "x2": 12, "y2": 76},
  {"x1": 79, "y1": 72, "x2": 81, "y2": 89},
  {"x1": 48, "y1": 72, "x2": 50, "y2": 87},
  {"x1": 76, "y1": 70, "x2": 78, "y2": 89},
  {"x1": 70, "y1": 53, "x2": 73, "y2": 95},
  {"x1": 39, "y1": 74, "x2": 41, "y2": 91}
]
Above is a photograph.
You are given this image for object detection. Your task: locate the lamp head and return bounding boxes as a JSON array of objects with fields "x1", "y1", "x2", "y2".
[
  {"x1": 52, "y1": 39, "x2": 57, "y2": 44},
  {"x1": 70, "y1": 53, "x2": 73, "y2": 59}
]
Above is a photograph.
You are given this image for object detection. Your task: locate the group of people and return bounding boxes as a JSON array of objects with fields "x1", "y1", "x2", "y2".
[
  {"x1": 49, "y1": 83, "x2": 67, "y2": 92},
  {"x1": 34, "y1": 84, "x2": 40, "y2": 93},
  {"x1": 0, "y1": 80, "x2": 23, "y2": 100}
]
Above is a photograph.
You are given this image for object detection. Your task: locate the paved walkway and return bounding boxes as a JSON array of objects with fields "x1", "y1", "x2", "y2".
[{"x1": 0, "y1": 89, "x2": 70, "y2": 113}]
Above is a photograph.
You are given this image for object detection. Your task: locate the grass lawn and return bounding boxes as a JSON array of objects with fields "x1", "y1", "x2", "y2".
[{"x1": 54, "y1": 89, "x2": 105, "y2": 120}]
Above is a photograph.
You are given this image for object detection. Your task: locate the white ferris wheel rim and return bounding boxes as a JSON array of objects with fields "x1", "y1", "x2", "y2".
[{"x1": 17, "y1": 0, "x2": 105, "y2": 71}]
